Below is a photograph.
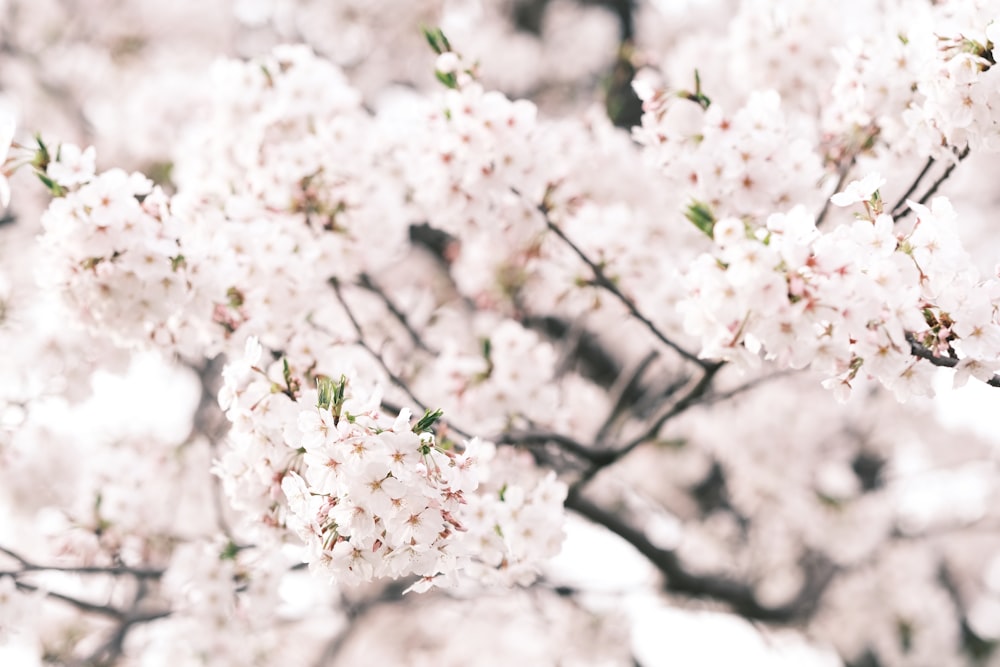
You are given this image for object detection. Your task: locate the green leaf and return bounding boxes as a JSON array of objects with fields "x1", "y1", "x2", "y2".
[
  {"x1": 219, "y1": 540, "x2": 240, "y2": 561},
  {"x1": 421, "y1": 26, "x2": 451, "y2": 55},
  {"x1": 259, "y1": 63, "x2": 274, "y2": 87},
  {"x1": 677, "y1": 70, "x2": 712, "y2": 109},
  {"x1": 226, "y1": 286, "x2": 245, "y2": 308},
  {"x1": 318, "y1": 374, "x2": 349, "y2": 421},
  {"x1": 316, "y1": 376, "x2": 335, "y2": 411},
  {"x1": 32, "y1": 135, "x2": 51, "y2": 170},
  {"x1": 434, "y1": 70, "x2": 458, "y2": 89},
  {"x1": 413, "y1": 408, "x2": 444, "y2": 434},
  {"x1": 35, "y1": 172, "x2": 65, "y2": 197},
  {"x1": 332, "y1": 374, "x2": 347, "y2": 413},
  {"x1": 685, "y1": 200, "x2": 716, "y2": 238}
]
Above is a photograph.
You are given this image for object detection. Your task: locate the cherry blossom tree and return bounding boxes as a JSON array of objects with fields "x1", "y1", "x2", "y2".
[{"x1": 2, "y1": 1, "x2": 1000, "y2": 666}]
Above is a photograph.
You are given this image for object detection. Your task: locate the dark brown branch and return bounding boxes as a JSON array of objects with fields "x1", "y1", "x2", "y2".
[
  {"x1": 10, "y1": 578, "x2": 167, "y2": 626},
  {"x1": 915, "y1": 146, "x2": 971, "y2": 206},
  {"x1": 522, "y1": 315, "x2": 624, "y2": 388},
  {"x1": 893, "y1": 146, "x2": 971, "y2": 221},
  {"x1": 0, "y1": 545, "x2": 163, "y2": 579},
  {"x1": 613, "y1": 360, "x2": 724, "y2": 462},
  {"x1": 595, "y1": 350, "x2": 659, "y2": 446},
  {"x1": 565, "y1": 489, "x2": 837, "y2": 623},
  {"x1": 331, "y1": 278, "x2": 430, "y2": 412},
  {"x1": 890, "y1": 156, "x2": 935, "y2": 218},
  {"x1": 183, "y1": 355, "x2": 237, "y2": 540},
  {"x1": 695, "y1": 368, "x2": 798, "y2": 408},
  {"x1": 938, "y1": 561, "x2": 996, "y2": 661},
  {"x1": 906, "y1": 332, "x2": 1000, "y2": 387},
  {"x1": 565, "y1": 361, "x2": 731, "y2": 491},
  {"x1": 80, "y1": 604, "x2": 171, "y2": 667},
  {"x1": 12, "y1": 579, "x2": 124, "y2": 618},
  {"x1": 816, "y1": 153, "x2": 858, "y2": 227},
  {"x1": 498, "y1": 429, "x2": 627, "y2": 467},
  {"x1": 508, "y1": 367, "x2": 792, "y2": 492},
  {"x1": 502, "y1": 368, "x2": 788, "y2": 489}
]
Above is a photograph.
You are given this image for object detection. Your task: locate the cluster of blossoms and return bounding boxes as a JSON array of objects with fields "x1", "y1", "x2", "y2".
[
  {"x1": 26, "y1": 43, "x2": 585, "y2": 595},
  {"x1": 638, "y1": 0, "x2": 866, "y2": 115},
  {"x1": 9, "y1": 0, "x2": 1000, "y2": 664},
  {"x1": 632, "y1": 84, "x2": 826, "y2": 220},
  {"x1": 390, "y1": 53, "x2": 553, "y2": 306},
  {"x1": 826, "y1": 3, "x2": 1000, "y2": 157},
  {"x1": 168, "y1": 45, "x2": 413, "y2": 354},
  {"x1": 233, "y1": 0, "x2": 620, "y2": 98},
  {"x1": 36, "y1": 153, "x2": 198, "y2": 351},
  {"x1": 217, "y1": 337, "x2": 566, "y2": 591},
  {"x1": 35, "y1": 45, "x2": 412, "y2": 359},
  {"x1": 680, "y1": 172, "x2": 1000, "y2": 399},
  {"x1": 413, "y1": 316, "x2": 595, "y2": 436},
  {"x1": 146, "y1": 541, "x2": 297, "y2": 666}
]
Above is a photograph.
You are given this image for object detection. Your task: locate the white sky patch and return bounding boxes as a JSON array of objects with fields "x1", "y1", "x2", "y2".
[
  {"x1": 628, "y1": 594, "x2": 842, "y2": 667},
  {"x1": 933, "y1": 370, "x2": 1000, "y2": 447},
  {"x1": 545, "y1": 515, "x2": 659, "y2": 593},
  {"x1": 76, "y1": 352, "x2": 200, "y2": 443}
]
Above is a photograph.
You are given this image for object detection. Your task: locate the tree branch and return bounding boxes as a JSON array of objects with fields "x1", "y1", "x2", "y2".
[
  {"x1": 612, "y1": 360, "x2": 724, "y2": 463},
  {"x1": 533, "y1": 194, "x2": 707, "y2": 368},
  {"x1": 595, "y1": 350, "x2": 659, "y2": 446},
  {"x1": 890, "y1": 156, "x2": 935, "y2": 218},
  {"x1": 329, "y1": 278, "x2": 476, "y2": 440},
  {"x1": 521, "y1": 314, "x2": 625, "y2": 388},
  {"x1": 893, "y1": 146, "x2": 970, "y2": 221},
  {"x1": 906, "y1": 332, "x2": 1000, "y2": 387},
  {"x1": 9, "y1": 577, "x2": 168, "y2": 627},
  {"x1": 565, "y1": 489, "x2": 837, "y2": 623},
  {"x1": 816, "y1": 153, "x2": 857, "y2": 227},
  {"x1": 0, "y1": 545, "x2": 163, "y2": 579},
  {"x1": 356, "y1": 273, "x2": 435, "y2": 353}
]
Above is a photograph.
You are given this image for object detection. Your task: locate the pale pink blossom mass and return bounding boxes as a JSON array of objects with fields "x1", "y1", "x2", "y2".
[{"x1": 2, "y1": 1, "x2": 1000, "y2": 666}]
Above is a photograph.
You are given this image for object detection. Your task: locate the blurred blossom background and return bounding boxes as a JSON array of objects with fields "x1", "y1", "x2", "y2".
[{"x1": 3, "y1": 1, "x2": 1000, "y2": 666}]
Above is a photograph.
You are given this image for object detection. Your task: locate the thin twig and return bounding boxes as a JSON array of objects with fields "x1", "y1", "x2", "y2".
[
  {"x1": 890, "y1": 156, "x2": 935, "y2": 218},
  {"x1": 615, "y1": 361, "x2": 725, "y2": 462},
  {"x1": 696, "y1": 368, "x2": 798, "y2": 407},
  {"x1": 183, "y1": 356, "x2": 236, "y2": 540},
  {"x1": 906, "y1": 332, "x2": 1000, "y2": 387},
  {"x1": 816, "y1": 153, "x2": 858, "y2": 226},
  {"x1": 595, "y1": 350, "x2": 659, "y2": 446},
  {"x1": 0, "y1": 545, "x2": 163, "y2": 578},
  {"x1": 10, "y1": 579, "x2": 154, "y2": 621},
  {"x1": 357, "y1": 273, "x2": 435, "y2": 353},
  {"x1": 566, "y1": 363, "x2": 722, "y2": 493},
  {"x1": 331, "y1": 279, "x2": 430, "y2": 413},
  {"x1": 894, "y1": 146, "x2": 971, "y2": 221},
  {"x1": 496, "y1": 430, "x2": 617, "y2": 466},
  {"x1": 81, "y1": 589, "x2": 170, "y2": 667},
  {"x1": 532, "y1": 195, "x2": 707, "y2": 368},
  {"x1": 329, "y1": 278, "x2": 476, "y2": 439}
]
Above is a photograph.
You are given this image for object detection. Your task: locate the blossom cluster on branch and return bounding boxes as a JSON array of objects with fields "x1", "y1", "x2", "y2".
[{"x1": 3, "y1": 1, "x2": 1000, "y2": 666}]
